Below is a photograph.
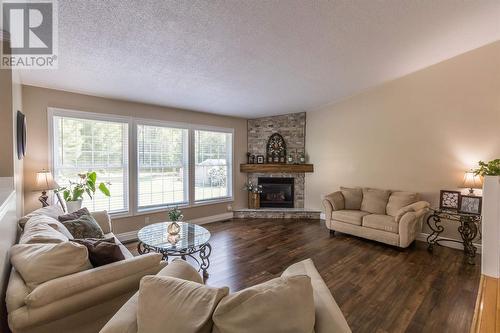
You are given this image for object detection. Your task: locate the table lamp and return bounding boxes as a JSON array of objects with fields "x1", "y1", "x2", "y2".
[
  {"x1": 34, "y1": 170, "x2": 58, "y2": 207},
  {"x1": 461, "y1": 170, "x2": 483, "y2": 195}
]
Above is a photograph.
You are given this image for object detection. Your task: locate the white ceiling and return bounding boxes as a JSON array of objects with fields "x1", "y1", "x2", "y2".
[{"x1": 20, "y1": 0, "x2": 500, "y2": 118}]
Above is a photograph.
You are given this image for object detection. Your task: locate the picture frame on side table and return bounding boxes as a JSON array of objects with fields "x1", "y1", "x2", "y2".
[
  {"x1": 458, "y1": 195, "x2": 482, "y2": 215},
  {"x1": 439, "y1": 190, "x2": 460, "y2": 210}
]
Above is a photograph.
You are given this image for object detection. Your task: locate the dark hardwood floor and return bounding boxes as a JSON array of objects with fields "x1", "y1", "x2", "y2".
[{"x1": 127, "y1": 218, "x2": 480, "y2": 333}]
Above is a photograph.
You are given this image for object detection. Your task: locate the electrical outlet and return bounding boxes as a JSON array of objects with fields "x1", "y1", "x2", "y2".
[
  {"x1": 227, "y1": 204, "x2": 233, "y2": 212},
  {"x1": 145, "y1": 216, "x2": 150, "y2": 225}
]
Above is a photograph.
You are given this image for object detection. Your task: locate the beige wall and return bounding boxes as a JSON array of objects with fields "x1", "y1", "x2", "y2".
[
  {"x1": 306, "y1": 41, "x2": 500, "y2": 240},
  {"x1": 22, "y1": 86, "x2": 247, "y2": 234}
]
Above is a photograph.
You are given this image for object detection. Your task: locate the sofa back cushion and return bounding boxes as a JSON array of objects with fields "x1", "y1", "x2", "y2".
[
  {"x1": 10, "y1": 242, "x2": 92, "y2": 290},
  {"x1": 22, "y1": 215, "x2": 73, "y2": 239},
  {"x1": 137, "y1": 276, "x2": 228, "y2": 333},
  {"x1": 361, "y1": 188, "x2": 391, "y2": 214},
  {"x1": 19, "y1": 222, "x2": 69, "y2": 245},
  {"x1": 386, "y1": 191, "x2": 420, "y2": 217},
  {"x1": 340, "y1": 187, "x2": 363, "y2": 210},
  {"x1": 212, "y1": 275, "x2": 315, "y2": 333},
  {"x1": 18, "y1": 205, "x2": 64, "y2": 229}
]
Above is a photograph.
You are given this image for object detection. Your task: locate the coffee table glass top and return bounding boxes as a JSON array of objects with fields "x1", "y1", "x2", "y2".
[{"x1": 137, "y1": 222, "x2": 210, "y2": 251}]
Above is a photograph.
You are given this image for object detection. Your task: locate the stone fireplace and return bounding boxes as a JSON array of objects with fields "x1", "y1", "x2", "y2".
[{"x1": 233, "y1": 112, "x2": 320, "y2": 219}]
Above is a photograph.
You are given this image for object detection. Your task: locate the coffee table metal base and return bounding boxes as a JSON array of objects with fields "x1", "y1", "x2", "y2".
[{"x1": 137, "y1": 242, "x2": 212, "y2": 278}]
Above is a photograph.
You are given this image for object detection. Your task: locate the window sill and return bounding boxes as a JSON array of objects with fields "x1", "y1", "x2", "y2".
[{"x1": 131, "y1": 198, "x2": 234, "y2": 217}]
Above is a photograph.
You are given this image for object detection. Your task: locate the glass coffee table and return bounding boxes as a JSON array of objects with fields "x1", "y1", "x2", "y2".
[{"x1": 137, "y1": 222, "x2": 212, "y2": 277}]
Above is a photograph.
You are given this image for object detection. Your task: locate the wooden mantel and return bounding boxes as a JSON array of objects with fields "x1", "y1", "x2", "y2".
[{"x1": 240, "y1": 164, "x2": 314, "y2": 173}]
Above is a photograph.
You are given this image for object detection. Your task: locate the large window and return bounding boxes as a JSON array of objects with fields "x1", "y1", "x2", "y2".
[
  {"x1": 194, "y1": 130, "x2": 232, "y2": 202},
  {"x1": 49, "y1": 108, "x2": 234, "y2": 215},
  {"x1": 137, "y1": 124, "x2": 188, "y2": 209},
  {"x1": 51, "y1": 113, "x2": 129, "y2": 213}
]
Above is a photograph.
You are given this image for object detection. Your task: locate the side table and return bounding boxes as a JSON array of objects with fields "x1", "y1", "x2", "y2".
[{"x1": 426, "y1": 209, "x2": 481, "y2": 264}]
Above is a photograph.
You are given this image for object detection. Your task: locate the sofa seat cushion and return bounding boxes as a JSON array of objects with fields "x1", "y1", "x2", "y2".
[
  {"x1": 331, "y1": 210, "x2": 370, "y2": 226},
  {"x1": 361, "y1": 188, "x2": 391, "y2": 214},
  {"x1": 362, "y1": 214, "x2": 398, "y2": 234},
  {"x1": 386, "y1": 191, "x2": 419, "y2": 217},
  {"x1": 137, "y1": 276, "x2": 228, "y2": 333},
  {"x1": 212, "y1": 275, "x2": 315, "y2": 333}
]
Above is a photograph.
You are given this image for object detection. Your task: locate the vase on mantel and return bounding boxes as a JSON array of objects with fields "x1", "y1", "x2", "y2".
[{"x1": 248, "y1": 192, "x2": 260, "y2": 209}]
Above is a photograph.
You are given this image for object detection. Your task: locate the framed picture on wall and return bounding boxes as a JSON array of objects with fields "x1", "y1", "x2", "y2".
[
  {"x1": 458, "y1": 195, "x2": 482, "y2": 215},
  {"x1": 439, "y1": 190, "x2": 460, "y2": 210}
]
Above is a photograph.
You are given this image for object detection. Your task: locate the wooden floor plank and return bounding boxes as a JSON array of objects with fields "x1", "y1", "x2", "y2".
[{"x1": 127, "y1": 218, "x2": 481, "y2": 333}]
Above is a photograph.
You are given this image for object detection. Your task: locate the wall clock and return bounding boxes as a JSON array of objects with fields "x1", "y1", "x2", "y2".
[{"x1": 16, "y1": 111, "x2": 27, "y2": 160}]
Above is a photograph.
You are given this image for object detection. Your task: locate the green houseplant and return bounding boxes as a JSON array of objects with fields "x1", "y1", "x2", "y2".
[
  {"x1": 57, "y1": 171, "x2": 110, "y2": 212},
  {"x1": 474, "y1": 159, "x2": 500, "y2": 177}
]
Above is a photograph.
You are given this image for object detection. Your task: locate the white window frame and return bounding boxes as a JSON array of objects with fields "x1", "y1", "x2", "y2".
[
  {"x1": 193, "y1": 127, "x2": 234, "y2": 204},
  {"x1": 48, "y1": 108, "x2": 131, "y2": 216},
  {"x1": 48, "y1": 108, "x2": 234, "y2": 218}
]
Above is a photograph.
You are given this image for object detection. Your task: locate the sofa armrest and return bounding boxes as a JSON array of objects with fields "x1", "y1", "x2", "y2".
[
  {"x1": 395, "y1": 201, "x2": 430, "y2": 223},
  {"x1": 322, "y1": 191, "x2": 345, "y2": 220},
  {"x1": 25, "y1": 253, "x2": 164, "y2": 308},
  {"x1": 91, "y1": 210, "x2": 112, "y2": 234}
]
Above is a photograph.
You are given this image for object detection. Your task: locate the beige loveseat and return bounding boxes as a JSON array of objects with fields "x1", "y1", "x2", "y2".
[
  {"x1": 6, "y1": 205, "x2": 166, "y2": 333},
  {"x1": 323, "y1": 187, "x2": 429, "y2": 248},
  {"x1": 100, "y1": 258, "x2": 352, "y2": 333}
]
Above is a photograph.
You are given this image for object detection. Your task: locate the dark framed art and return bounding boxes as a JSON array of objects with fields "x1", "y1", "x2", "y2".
[
  {"x1": 439, "y1": 190, "x2": 460, "y2": 210},
  {"x1": 256, "y1": 155, "x2": 264, "y2": 164},
  {"x1": 458, "y1": 195, "x2": 482, "y2": 215},
  {"x1": 16, "y1": 111, "x2": 27, "y2": 160}
]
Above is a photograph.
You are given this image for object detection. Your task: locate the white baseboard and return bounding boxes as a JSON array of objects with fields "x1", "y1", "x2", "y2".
[{"x1": 116, "y1": 212, "x2": 233, "y2": 243}]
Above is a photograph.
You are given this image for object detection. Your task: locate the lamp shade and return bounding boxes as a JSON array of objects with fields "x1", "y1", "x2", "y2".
[
  {"x1": 34, "y1": 170, "x2": 58, "y2": 191},
  {"x1": 461, "y1": 170, "x2": 483, "y2": 190}
]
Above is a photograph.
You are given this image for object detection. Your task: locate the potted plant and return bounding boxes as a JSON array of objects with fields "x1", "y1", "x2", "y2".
[
  {"x1": 167, "y1": 206, "x2": 183, "y2": 235},
  {"x1": 243, "y1": 181, "x2": 263, "y2": 209},
  {"x1": 56, "y1": 171, "x2": 111, "y2": 213}
]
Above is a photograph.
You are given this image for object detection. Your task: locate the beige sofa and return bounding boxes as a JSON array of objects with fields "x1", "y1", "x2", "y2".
[
  {"x1": 100, "y1": 258, "x2": 352, "y2": 333},
  {"x1": 323, "y1": 187, "x2": 429, "y2": 248},
  {"x1": 6, "y1": 205, "x2": 166, "y2": 333}
]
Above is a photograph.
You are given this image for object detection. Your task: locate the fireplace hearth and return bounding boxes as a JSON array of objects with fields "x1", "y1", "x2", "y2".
[{"x1": 258, "y1": 177, "x2": 294, "y2": 208}]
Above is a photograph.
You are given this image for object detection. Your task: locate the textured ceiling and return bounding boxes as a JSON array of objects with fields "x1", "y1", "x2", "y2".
[{"x1": 20, "y1": 0, "x2": 500, "y2": 118}]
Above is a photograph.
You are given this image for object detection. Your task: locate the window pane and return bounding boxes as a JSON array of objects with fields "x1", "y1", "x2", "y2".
[
  {"x1": 52, "y1": 115, "x2": 129, "y2": 213},
  {"x1": 137, "y1": 124, "x2": 188, "y2": 209},
  {"x1": 195, "y1": 130, "x2": 232, "y2": 201}
]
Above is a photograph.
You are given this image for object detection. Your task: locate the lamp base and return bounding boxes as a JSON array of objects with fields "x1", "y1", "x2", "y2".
[
  {"x1": 468, "y1": 188, "x2": 475, "y2": 195},
  {"x1": 39, "y1": 191, "x2": 49, "y2": 207}
]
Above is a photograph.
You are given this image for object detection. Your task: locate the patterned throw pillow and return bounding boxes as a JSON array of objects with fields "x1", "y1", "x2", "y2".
[
  {"x1": 61, "y1": 214, "x2": 105, "y2": 239},
  {"x1": 72, "y1": 237, "x2": 125, "y2": 267},
  {"x1": 58, "y1": 207, "x2": 91, "y2": 222}
]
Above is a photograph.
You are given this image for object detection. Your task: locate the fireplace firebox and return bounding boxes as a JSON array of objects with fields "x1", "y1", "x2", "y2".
[{"x1": 258, "y1": 177, "x2": 294, "y2": 208}]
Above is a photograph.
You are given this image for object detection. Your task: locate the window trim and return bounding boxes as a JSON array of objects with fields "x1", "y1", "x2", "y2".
[
  {"x1": 47, "y1": 108, "x2": 235, "y2": 217},
  {"x1": 48, "y1": 108, "x2": 132, "y2": 215}
]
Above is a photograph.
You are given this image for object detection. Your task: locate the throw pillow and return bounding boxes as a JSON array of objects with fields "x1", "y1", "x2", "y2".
[
  {"x1": 72, "y1": 237, "x2": 125, "y2": 267},
  {"x1": 361, "y1": 188, "x2": 391, "y2": 214},
  {"x1": 58, "y1": 207, "x2": 91, "y2": 222},
  {"x1": 386, "y1": 191, "x2": 419, "y2": 217},
  {"x1": 137, "y1": 276, "x2": 229, "y2": 333},
  {"x1": 10, "y1": 242, "x2": 92, "y2": 290},
  {"x1": 61, "y1": 214, "x2": 105, "y2": 239},
  {"x1": 19, "y1": 222, "x2": 69, "y2": 244},
  {"x1": 340, "y1": 187, "x2": 363, "y2": 210},
  {"x1": 212, "y1": 275, "x2": 315, "y2": 333}
]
